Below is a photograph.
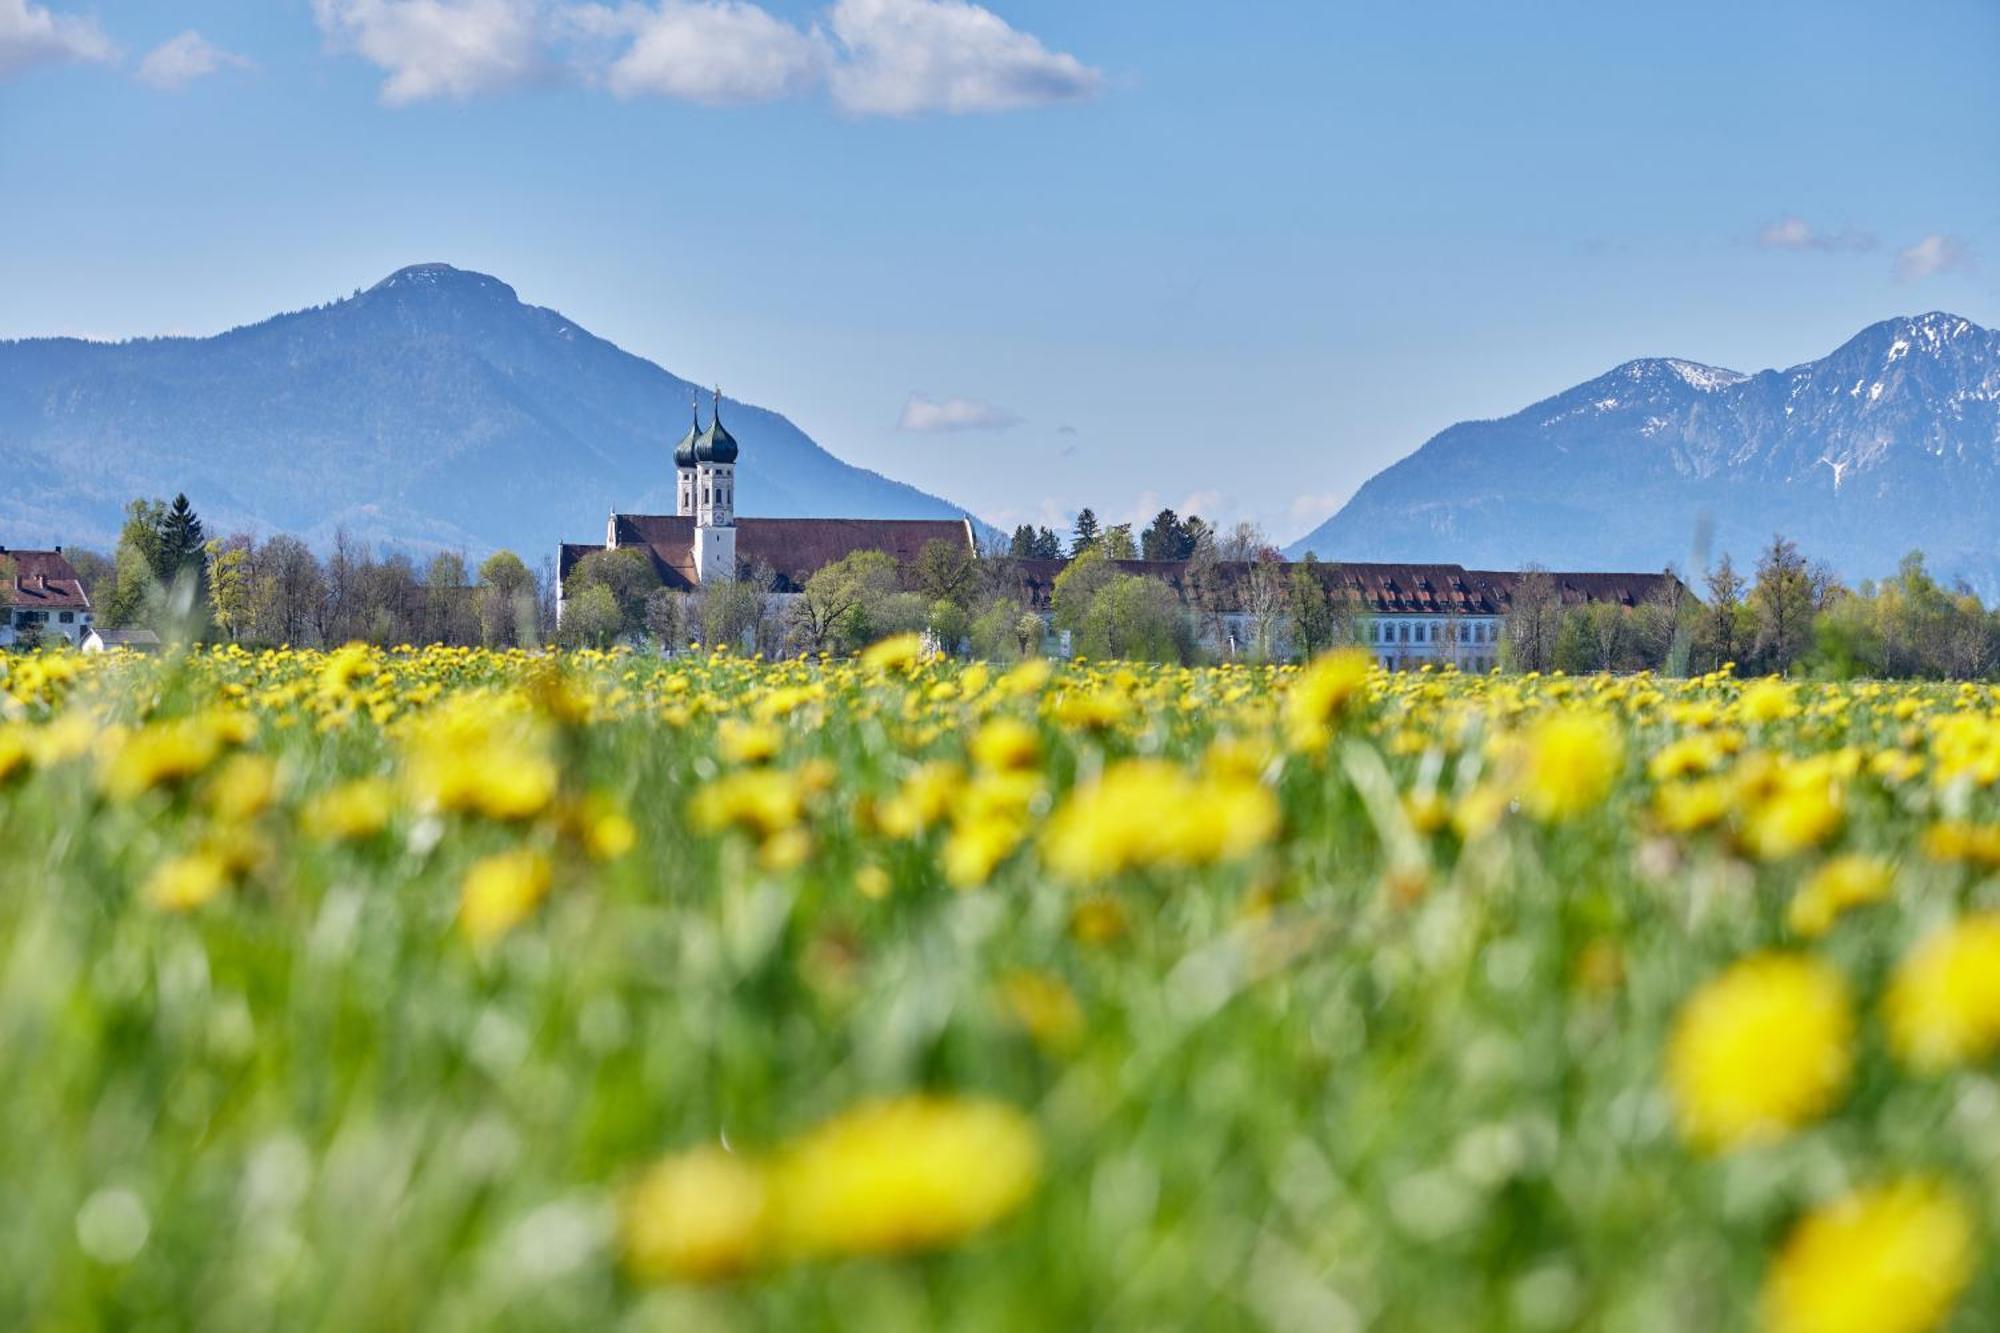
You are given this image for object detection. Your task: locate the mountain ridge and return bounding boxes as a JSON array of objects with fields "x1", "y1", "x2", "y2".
[
  {"x1": 1287, "y1": 311, "x2": 2000, "y2": 592},
  {"x1": 0, "y1": 264, "x2": 982, "y2": 561}
]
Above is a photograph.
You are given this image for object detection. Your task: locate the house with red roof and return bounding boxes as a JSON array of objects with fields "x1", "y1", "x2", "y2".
[{"x1": 0, "y1": 547, "x2": 94, "y2": 649}]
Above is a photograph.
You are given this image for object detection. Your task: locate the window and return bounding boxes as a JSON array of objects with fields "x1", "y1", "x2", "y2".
[
  {"x1": 1399, "y1": 623, "x2": 1410, "y2": 644},
  {"x1": 59, "y1": 612, "x2": 72, "y2": 624},
  {"x1": 1414, "y1": 623, "x2": 1425, "y2": 644}
]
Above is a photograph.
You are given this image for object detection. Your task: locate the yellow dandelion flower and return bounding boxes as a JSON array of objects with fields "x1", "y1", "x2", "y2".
[
  {"x1": 620, "y1": 1147, "x2": 770, "y2": 1284},
  {"x1": 1666, "y1": 953, "x2": 1854, "y2": 1152},
  {"x1": 1739, "y1": 680, "x2": 1800, "y2": 725},
  {"x1": 1788, "y1": 855, "x2": 1895, "y2": 938},
  {"x1": 100, "y1": 719, "x2": 223, "y2": 800},
  {"x1": 1885, "y1": 912, "x2": 2000, "y2": 1072},
  {"x1": 143, "y1": 851, "x2": 231, "y2": 913},
  {"x1": 1517, "y1": 711, "x2": 1623, "y2": 822},
  {"x1": 1761, "y1": 1179, "x2": 1972, "y2": 1333},
  {"x1": 689, "y1": 768, "x2": 804, "y2": 841},
  {"x1": 855, "y1": 864, "x2": 892, "y2": 900},
  {"x1": 969, "y1": 716, "x2": 1039, "y2": 772},
  {"x1": 716, "y1": 718, "x2": 782, "y2": 766},
  {"x1": 1040, "y1": 759, "x2": 1277, "y2": 883},
  {"x1": 1284, "y1": 648, "x2": 1372, "y2": 751},
  {"x1": 859, "y1": 633, "x2": 926, "y2": 673},
  {"x1": 301, "y1": 777, "x2": 396, "y2": 842},
  {"x1": 205, "y1": 752, "x2": 279, "y2": 822},
  {"x1": 457, "y1": 848, "x2": 553, "y2": 944},
  {"x1": 770, "y1": 1095, "x2": 1040, "y2": 1259}
]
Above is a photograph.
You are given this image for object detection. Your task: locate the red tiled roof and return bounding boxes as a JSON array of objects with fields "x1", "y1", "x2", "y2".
[
  {"x1": 580, "y1": 516, "x2": 976, "y2": 593},
  {"x1": 0, "y1": 548, "x2": 91, "y2": 611},
  {"x1": 1001, "y1": 558, "x2": 1685, "y2": 615}
]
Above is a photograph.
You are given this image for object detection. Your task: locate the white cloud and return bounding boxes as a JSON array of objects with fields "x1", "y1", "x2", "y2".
[
  {"x1": 827, "y1": 0, "x2": 1100, "y2": 115},
  {"x1": 1895, "y1": 234, "x2": 1974, "y2": 282},
  {"x1": 898, "y1": 392, "x2": 1021, "y2": 433},
  {"x1": 1177, "y1": 489, "x2": 1223, "y2": 520},
  {"x1": 312, "y1": 0, "x2": 542, "y2": 104},
  {"x1": 570, "y1": 1, "x2": 823, "y2": 104},
  {"x1": 137, "y1": 31, "x2": 254, "y2": 91},
  {"x1": 0, "y1": 0, "x2": 113, "y2": 79},
  {"x1": 1756, "y1": 216, "x2": 1875, "y2": 253}
]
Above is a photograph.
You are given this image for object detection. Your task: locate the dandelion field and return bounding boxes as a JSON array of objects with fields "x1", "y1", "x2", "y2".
[{"x1": 6, "y1": 642, "x2": 2000, "y2": 1330}]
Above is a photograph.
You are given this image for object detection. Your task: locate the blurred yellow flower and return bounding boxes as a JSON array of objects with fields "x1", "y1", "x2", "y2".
[
  {"x1": 1517, "y1": 711, "x2": 1623, "y2": 822},
  {"x1": 144, "y1": 851, "x2": 230, "y2": 913},
  {"x1": 1041, "y1": 759, "x2": 1278, "y2": 883},
  {"x1": 205, "y1": 752, "x2": 279, "y2": 822},
  {"x1": 1284, "y1": 648, "x2": 1371, "y2": 750},
  {"x1": 1761, "y1": 1179, "x2": 1972, "y2": 1333},
  {"x1": 1666, "y1": 953, "x2": 1853, "y2": 1152},
  {"x1": 860, "y1": 633, "x2": 926, "y2": 673},
  {"x1": 1885, "y1": 912, "x2": 2000, "y2": 1072},
  {"x1": 969, "y1": 716, "x2": 1039, "y2": 772},
  {"x1": 716, "y1": 717, "x2": 782, "y2": 766},
  {"x1": 620, "y1": 1146, "x2": 770, "y2": 1283},
  {"x1": 1787, "y1": 855, "x2": 1894, "y2": 938},
  {"x1": 457, "y1": 848, "x2": 553, "y2": 944},
  {"x1": 301, "y1": 777, "x2": 396, "y2": 842},
  {"x1": 689, "y1": 769, "x2": 804, "y2": 841},
  {"x1": 770, "y1": 1095, "x2": 1040, "y2": 1259},
  {"x1": 996, "y1": 970, "x2": 1083, "y2": 1052},
  {"x1": 101, "y1": 719, "x2": 224, "y2": 800}
]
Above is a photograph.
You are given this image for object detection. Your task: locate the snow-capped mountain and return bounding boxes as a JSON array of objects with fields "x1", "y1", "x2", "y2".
[
  {"x1": 0, "y1": 264, "x2": 978, "y2": 558},
  {"x1": 1287, "y1": 312, "x2": 2000, "y2": 591}
]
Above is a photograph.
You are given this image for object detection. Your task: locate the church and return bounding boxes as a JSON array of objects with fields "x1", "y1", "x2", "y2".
[{"x1": 556, "y1": 392, "x2": 977, "y2": 619}]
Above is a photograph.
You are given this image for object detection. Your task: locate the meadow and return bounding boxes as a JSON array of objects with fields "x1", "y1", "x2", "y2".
[{"x1": 3, "y1": 640, "x2": 1998, "y2": 1331}]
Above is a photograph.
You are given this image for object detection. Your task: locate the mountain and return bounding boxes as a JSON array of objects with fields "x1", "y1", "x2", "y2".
[
  {"x1": 1288, "y1": 312, "x2": 2000, "y2": 592},
  {"x1": 0, "y1": 263, "x2": 981, "y2": 560}
]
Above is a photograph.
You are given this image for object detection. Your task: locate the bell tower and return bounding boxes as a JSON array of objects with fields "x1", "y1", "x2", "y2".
[{"x1": 693, "y1": 387, "x2": 739, "y2": 584}]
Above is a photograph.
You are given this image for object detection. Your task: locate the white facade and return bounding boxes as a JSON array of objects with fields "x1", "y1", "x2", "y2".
[
  {"x1": 1362, "y1": 614, "x2": 1504, "y2": 672},
  {"x1": 0, "y1": 605, "x2": 91, "y2": 649}
]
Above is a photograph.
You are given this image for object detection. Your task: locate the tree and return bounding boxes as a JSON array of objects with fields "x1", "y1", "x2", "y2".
[
  {"x1": 477, "y1": 549, "x2": 536, "y2": 648},
  {"x1": 644, "y1": 587, "x2": 688, "y2": 653},
  {"x1": 789, "y1": 550, "x2": 899, "y2": 655},
  {"x1": 105, "y1": 499, "x2": 168, "y2": 628},
  {"x1": 558, "y1": 583, "x2": 621, "y2": 649},
  {"x1": 1700, "y1": 555, "x2": 1748, "y2": 670},
  {"x1": 64, "y1": 548, "x2": 114, "y2": 598},
  {"x1": 425, "y1": 551, "x2": 478, "y2": 645},
  {"x1": 1101, "y1": 524, "x2": 1138, "y2": 560},
  {"x1": 969, "y1": 596, "x2": 1030, "y2": 661},
  {"x1": 1141, "y1": 509, "x2": 1186, "y2": 561},
  {"x1": 1069, "y1": 508, "x2": 1101, "y2": 556},
  {"x1": 258, "y1": 535, "x2": 325, "y2": 646},
  {"x1": 694, "y1": 576, "x2": 763, "y2": 651},
  {"x1": 206, "y1": 538, "x2": 253, "y2": 641},
  {"x1": 566, "y1": 547, "x2": 660, "y2": 640},
  {"x1": 1009, "y1": 525, "x2": 1038, "y2": 560},
  {"x1": 911, "y1": 538, "x2": 976, "y2": 608},
  {"x1": 157, "y1": 494, "x2": 209, "y2": 597},
  {"x1": 1050, "y1": 548, "x2": 1117, "y2": 639},
  {"x1": 1505, "y1": 566, "x2": 1562, "y2": 673},
  {"x1": 1032, "y1": 527, "x2": 1063, "y2": 560},
  {"x1": 1219, "y1": 522, "x2": 1271, "y2": 563},
  {"x1": 1750, "y1": 534, "x2": 1814, "y2": 674},
  {"x1": 1287, "y1": 556, "x2": 1336, "y2": 657},
  {"x1": 1243, "y1": 556, "x2": 1289, "y2": 661}
]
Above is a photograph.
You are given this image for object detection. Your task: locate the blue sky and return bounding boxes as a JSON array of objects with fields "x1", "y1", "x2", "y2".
[{"x1": 3, "y1": 0, "x2": 1996, "y2": 544}]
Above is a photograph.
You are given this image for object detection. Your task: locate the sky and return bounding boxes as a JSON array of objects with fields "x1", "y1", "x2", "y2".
[{"x1": 2, "y1": 0, "x2": 1997, "y2": 546}]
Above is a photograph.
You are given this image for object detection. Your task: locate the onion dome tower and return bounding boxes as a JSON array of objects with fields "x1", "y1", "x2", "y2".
[
  {"x1": 693, "y1": 387, "x2": 738, "y2": 584},
  {"x1": 674, "y1": 397, "x2": 701, "y2": 517}
]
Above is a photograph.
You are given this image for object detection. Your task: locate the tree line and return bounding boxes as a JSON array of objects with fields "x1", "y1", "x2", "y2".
[
  {"x1": 28, "y1": 495, "x2": 2000, "y2": 679},
  {"x1": 57, "y1": 496, "x2": 551, "y2": 649}
]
